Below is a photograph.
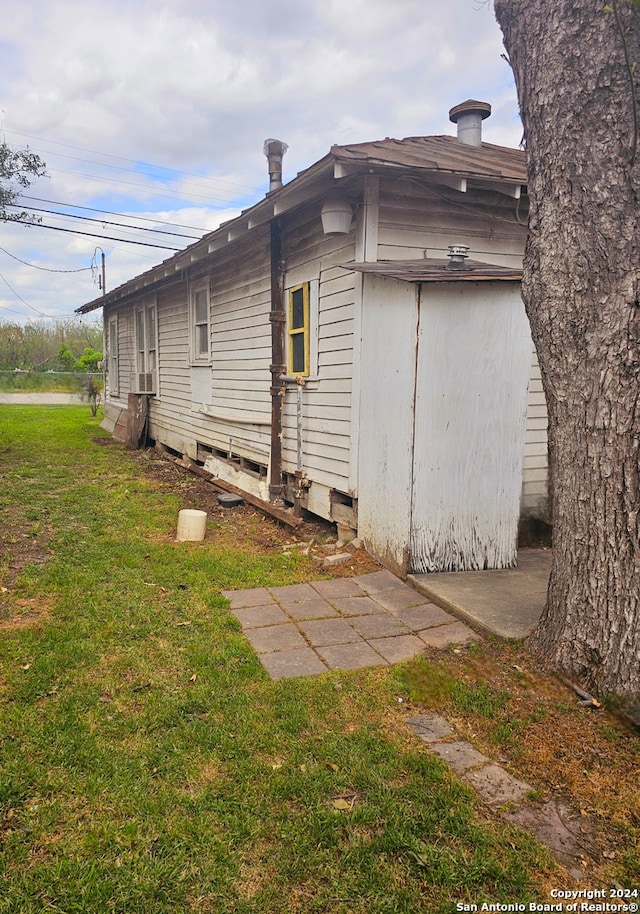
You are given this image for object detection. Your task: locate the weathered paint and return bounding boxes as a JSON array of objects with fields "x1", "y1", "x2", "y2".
[
  {"x1": 357, "y1": 274, "x2": 418, "y2": 574},
  {"x1": 410, "y1": 282, "x2": 532, "y2": 571}
]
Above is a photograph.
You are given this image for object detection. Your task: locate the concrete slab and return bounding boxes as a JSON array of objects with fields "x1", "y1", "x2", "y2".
[
  {"x1": 419, "y1": 621, "x2": 479, "y2": 648},
  {"x1": 394, "y1": 604, "x2": 454, "y2": 632},
  {"x1": 277, "y1": 598, "x2": 338, "y2": 621},
  {"x1": 408, "y1": 548, "x2": 551, "y2": 640},
  {"x1": 349, "y1": 614, "x2": 411, "y2": 640},
  {"x1": 222, "y1": 587, "x2": 275, "y2": 610},
  {"x1": 368, "y1": 634, "x2": 425, "y2": 664},
  {"x1": 244, "y1": 624, "x2": 307, "y2": 654},
  {"x1": 354, "y1": 570, "x2": 400, "y2": 593},
  {"x1": 405, "y1": 714, "x2": 455, "y2": 743},
  {"x1": 371, "y1": 586, "x2": 430, "y2": 613},
  {"x1": 463, "y1": 764, "x2": 531, "y2": 807},
  {"x1": 428, "y1": 740, "x2": 490, "y2": 774},
  {"x1": 329, "y1": 595, "x2": 386, "y2": 617},
  {"x1": 0, "y1": 393, "x2": 82, "y2": 404},
  {"x1": 231, "y1": 605, "x2": 290, "y2": 629},
  {"x1": 259, "y1": 648, "x2": 328, "y2": 680},
  {"x1": 317, "y1": 641, "x2": 388, "y2": 670},
  {"x1": 310, "y1": 578, "x2": 364, "y2": 600},
  {"x1": 297, "y1": 618, "x2": 362, "y2": 647}
]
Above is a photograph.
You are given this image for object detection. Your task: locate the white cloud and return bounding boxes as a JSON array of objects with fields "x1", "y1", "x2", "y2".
[{"x1": 0, "y1": 0, "x2": 518, "y2": 322}]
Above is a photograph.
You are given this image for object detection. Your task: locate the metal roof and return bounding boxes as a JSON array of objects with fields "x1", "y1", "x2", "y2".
[
  {"x1": 330, "y1": 135, "x2": 526, "y2": 183},
  {"x1": 77, "y1": 135, "x2": 526, "y2": 314},
  {"x1": 341, "y1": 259, "x2": 523, "y2": 283}
]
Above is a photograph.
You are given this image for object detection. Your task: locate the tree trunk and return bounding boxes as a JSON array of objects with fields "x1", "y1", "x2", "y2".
[{"x1": 494, "y1": 0, "x2": 640, "y2": 699}]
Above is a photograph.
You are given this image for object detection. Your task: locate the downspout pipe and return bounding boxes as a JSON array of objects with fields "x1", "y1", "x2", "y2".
[{"x1": 269, "y1": 216, "x2": 286, "y2": 500}]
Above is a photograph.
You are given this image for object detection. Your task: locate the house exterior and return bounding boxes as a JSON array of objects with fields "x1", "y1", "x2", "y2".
[{"x1": 78, "y1": 100, "x2": 549, "y2": 576}]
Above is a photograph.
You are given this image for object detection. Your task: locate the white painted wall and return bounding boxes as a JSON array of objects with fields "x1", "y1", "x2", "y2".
[
  {"x1": 357, "y1": 274, "x2": 418, "y2": 574},
  {"x1": 410, "y1": 282, "x2": 532, "y2": 571}
]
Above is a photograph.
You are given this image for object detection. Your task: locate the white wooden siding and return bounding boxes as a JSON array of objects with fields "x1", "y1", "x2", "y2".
[{"x1": 521, "y1": 347, "x2": 549, "y2": 518}]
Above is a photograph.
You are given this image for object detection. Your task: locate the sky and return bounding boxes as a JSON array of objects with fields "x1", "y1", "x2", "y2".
[{"x1": 0, "y1": 0, "x2": 520, "y2": 326}]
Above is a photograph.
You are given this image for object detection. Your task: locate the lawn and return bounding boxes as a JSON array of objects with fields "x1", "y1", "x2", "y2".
[{"x1": 0, "y1": 406, "x2": 636, "y2": 912}]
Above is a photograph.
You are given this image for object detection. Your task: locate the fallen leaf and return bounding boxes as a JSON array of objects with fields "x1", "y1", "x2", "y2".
[
  {"x1": 327, "y1": 762, "x2": 339, "y2": 772},
  {"x1": 332, "y1": 798, "x2": 352, "y2": 811},
  {"x1": 176, "y1": 621, "x2": 192, "y2": 627},
  {"x1": 189, "y1": 673, "x2": 197, "y2": 683},
  {"x1": 300, "y1": 764, "x2": 307, "y2": 773},
  {"x1": 99, "y1": 693, "x2": 113, "y2": 703},
  {"x1": 21, "y1": 663, "x2": 31, "y2": 671}
]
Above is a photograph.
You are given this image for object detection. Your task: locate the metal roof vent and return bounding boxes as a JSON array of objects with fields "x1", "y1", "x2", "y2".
[
  {"x1": 263, "y1": 138, "x2": 288, "y2": 192},
  {"x1": 448, "y1": 100, "x2": 491, "y2": 146},
  {"x1": 447, "y1": 244, "x2": 470, "y2": 269}
]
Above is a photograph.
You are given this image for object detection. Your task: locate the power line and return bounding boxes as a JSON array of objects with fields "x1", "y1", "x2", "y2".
[
  {"x1": 20, "y1": 195, "x2": 215, "y2": 233},
  {"x1": 0, "y1": 270, "x2": 52, "y2": 317},
  {"x1": 18, "y1": 220, "x2": 182, "y2": 250},
  {"x1": 8, "y1": 204, "x2": 201, "y2": 240},
  {"x1": 0, "y1": 246, "x2": 92, "y2": 273}
]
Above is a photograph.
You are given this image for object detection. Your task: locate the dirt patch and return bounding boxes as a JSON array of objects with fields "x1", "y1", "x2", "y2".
[{"x1": 131, "y1": 447, "x2": 382, "y2": 578}]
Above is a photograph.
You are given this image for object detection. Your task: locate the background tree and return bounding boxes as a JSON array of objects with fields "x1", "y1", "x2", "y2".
[
  {"x1": 494, "y1": 0, "x2": 640, "y2": 699},
  {"x1": 0, "y1": 319, "x2": 103, "y2": 371},
  {"x1": 0, "y1": 142, "x2": 46, "y2": 223}
]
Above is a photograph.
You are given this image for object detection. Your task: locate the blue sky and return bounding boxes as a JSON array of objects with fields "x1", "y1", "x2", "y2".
[{"x1": 0, "y1": 0, "x2": 520, "y2": 324}]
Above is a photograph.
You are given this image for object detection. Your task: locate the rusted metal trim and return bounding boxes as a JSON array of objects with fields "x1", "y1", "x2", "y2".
[{"x1": 269, "y1": 217, "x2": 286, "y2": 499}]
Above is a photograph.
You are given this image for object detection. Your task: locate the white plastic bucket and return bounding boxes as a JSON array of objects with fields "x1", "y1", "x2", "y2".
[{"x1": 176, "y1": 509, "x2": 207, "y2": 542}]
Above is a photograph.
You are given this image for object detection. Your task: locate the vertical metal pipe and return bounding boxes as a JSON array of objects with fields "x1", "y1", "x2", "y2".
[{"x1": 269, "y1": 217, "x2": 286, "y2": 499}]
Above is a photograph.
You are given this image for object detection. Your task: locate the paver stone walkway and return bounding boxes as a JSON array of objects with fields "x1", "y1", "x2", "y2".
[{"x1": 222, "y1": 570, "x2": 478, "y2": 680}]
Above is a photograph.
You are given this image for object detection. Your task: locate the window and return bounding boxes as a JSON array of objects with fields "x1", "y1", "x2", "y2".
[
  {"x1": 134, "y1": 299, "x2": 158, "y2": 393},
  {"x1": 288, "y1": 282, "x2": 310, "y2": 376},
  {"x1": 190, "y1": 282, "x2": 210, "y2": 363},
  {"x1": 108, "y1": 315, "x2": 119, "y2": 397}
]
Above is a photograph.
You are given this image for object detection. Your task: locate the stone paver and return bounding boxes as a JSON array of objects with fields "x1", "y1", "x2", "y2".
[
  {"x1": 406, "y1": 714, "x2": 455, "y2": 742},
  {"x1": 394, "y1": 604, "x2": 454, "y2": 631},
  {"x1": 222, "y1": 587, "x2": 275, "y2": 609},
  {"x1": 463, "y1": 764, "x2": 531, "y2": 807},
  {"x1": 318, "y1": 641, "x2": 387, "y2": 670},
  {"x1": 353, "y1": 570, "x2": 400, "y2": 593},
  {"x1": 232, "y1": 605, "x2": 290, "y2": 629},
  {"x1": 428, "y1": 740, "x2": 490, "y2": 774},
  {"x1": 330, "y1": 595, "x2": 386, "y2": 616},
  {"x1": 259, "y1": 648, "x2": 328, "y2": 680},
  {"x1": 298, "y1": 618, "x2": 362, "y2": 647},
  {"x1": 310, "y1": 578, "x2": 364, "y2": 600},
  {"x1": 244, "y1": 623, "x2": 308, "y2": 654},
  {"x1": 419, "y1": 620, "x2": 479, "y2": 647},
  {"x1": 372, "y1": 587, "x2": 430, "y2": 613},
  {"x1": 368, "y1": 634, "x2": 426, "y2": 664},
  {"x1": 279, "y1": 598, "x2": 338, "y2": 620},
  {"x1": 350, "y1": 613, "x2": 410, "y2": 639},
  {"x1": 223, "y1": 572, "x2": 481, "y2": 682}
]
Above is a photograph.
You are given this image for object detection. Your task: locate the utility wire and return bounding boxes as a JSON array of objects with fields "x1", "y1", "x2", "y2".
[
  {"x1": 7, "y1": 204, "x2": 201, "y2": 240},
  {"x1": 19, "y1": 195, "x2": 215, "y2": 233},
  {"x1": 0, "y1": 270, "x2": 52, "y2": 317},
  {"x1": 0, "y1": 246, "x2": 92, "y2": 273},
  {"x1": 20, "y1": 221, "x2": 182, "y2": 250}
]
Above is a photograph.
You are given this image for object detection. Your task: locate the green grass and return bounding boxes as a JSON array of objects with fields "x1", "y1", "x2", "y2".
[{"x1": 0, "y1": 407, "x2": 553, "y2": 912}]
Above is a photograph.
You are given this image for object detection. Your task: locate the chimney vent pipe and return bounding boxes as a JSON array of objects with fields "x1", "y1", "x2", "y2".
[
  {"x1": 448, "y1": 100, "x2": 491, "y2": 146},
  {"x1": 263, "y1": 138, "x2": 288, "y2": 192}
]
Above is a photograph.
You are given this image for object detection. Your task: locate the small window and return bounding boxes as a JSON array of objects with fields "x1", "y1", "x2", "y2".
[
  {"x1": 134, "y1": 299, "x2": 158, "y2": 393},
  {"x1": 190, "y1": 283, "x2": 210, "y2": 363},
  {"x1": 288, "y1": 283, "x2": 310, "y2": 376},
  {"x1": 108, "y1": 315, "x2": 119, "y2": 397}
]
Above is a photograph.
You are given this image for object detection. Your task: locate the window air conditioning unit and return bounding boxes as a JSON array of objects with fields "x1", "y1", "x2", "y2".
[{"x1": 132, "y1": 372, "x2": 156, "y2": 394}]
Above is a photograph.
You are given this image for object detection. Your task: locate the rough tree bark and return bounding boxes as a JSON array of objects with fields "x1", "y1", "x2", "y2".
[{"x1": 494, "y1": 0, "x2": 640, "y2": 699}]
